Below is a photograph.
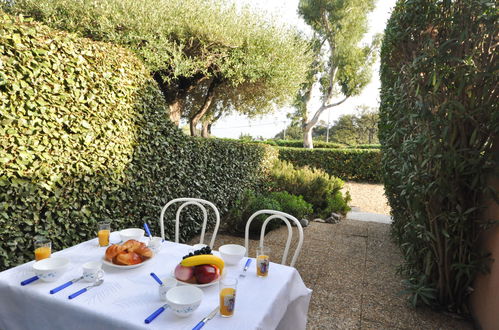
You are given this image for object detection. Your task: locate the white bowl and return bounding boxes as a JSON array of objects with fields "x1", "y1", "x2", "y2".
[
  {"x1": 120, "y1": 228, "x2": 144, "y2": 242},
  {"x1": 33, "y1": 257, "x2": 70, "y2": 282},
  {"x1": 219, "y1": 244, "x2": 246, "y2": 265},
  {"x1": 158, "y1": 276, "x2": 178, "y2": 301},
  {"x1": 166, "y1": 286, "x2": 203, "y2": 317}
]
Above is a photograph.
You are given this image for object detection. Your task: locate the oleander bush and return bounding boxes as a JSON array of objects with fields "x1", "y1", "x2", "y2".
[
  {"x1": 380, "y1": 0, "x2": 498, "y2": 313},
  {"x1": 0, "y1": 14, "x2": 278, "y2": 270},
  {"x1": 278, "y1": 147, "x2": 382, "y2": 183},
  {"x1": 269, "y1": 160, "x2": 350, "y2": 217}
]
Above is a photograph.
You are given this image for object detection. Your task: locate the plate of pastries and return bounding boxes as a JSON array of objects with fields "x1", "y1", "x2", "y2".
[{"x1": 103, "y1": 239, "x2": 153, "y2": 269}]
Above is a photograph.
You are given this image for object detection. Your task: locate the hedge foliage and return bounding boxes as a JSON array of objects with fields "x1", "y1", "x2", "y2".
[
  {"x1": 266, "y1": 140, "x2": 345, "y2": 149},
  {"x1": 277, "y1": 147, "x2": 381, "y2": 183},
  {"x1": 0, "y1": 14, "x2": 278, "y2": 270},
  {"x1": 380, "y1": 0, "x2": 498, "y2": 313}
]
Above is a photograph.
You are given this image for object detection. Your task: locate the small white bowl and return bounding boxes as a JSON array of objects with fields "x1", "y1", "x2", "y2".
[
  {"x1": 166, "y1": 286, "x2": 203, "y2": 317},
  {"x1": 158, "y1": 276, "x2": 178, "y2": 301},
  {"x1": 33, "y1": 257, "x2": 70, "y2": 282},
  {"x1": 120, "y1": 228, "x2": 144, "y2": 242},
  {"x1": 219, "y1": 244, "x2": 246, "y2": 265}
]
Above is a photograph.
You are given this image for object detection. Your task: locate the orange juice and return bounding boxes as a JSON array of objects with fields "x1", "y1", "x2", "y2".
[
  {"x1": 256, "y1": 255, "x2": 269, "y2": 277},
  {"x1": 219, "y1": 287, "x2": 236, "y2": 317},
  {"x1": 34, "y1": 246, "x2": 51, "y2": 261},
  {"x1": 98, "y1": 229, "x2": 110, "y2": 246}
]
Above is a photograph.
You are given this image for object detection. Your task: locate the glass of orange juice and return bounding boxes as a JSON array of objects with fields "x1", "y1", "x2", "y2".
[
  {"x1": 97, "y1": 222, "x2": 111, "y2": 247},
  {"x1": 34, "y1": 238, "x2": 51, "y2": 261},
  {"x1": 219, "y1": 277, "x2": 237, "y2": 317},
  {"x1": 256, "y1": 246, "x2": 270, "y2": 277}
]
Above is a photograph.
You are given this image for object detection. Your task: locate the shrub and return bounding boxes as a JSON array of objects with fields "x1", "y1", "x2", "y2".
[
  {"x1": 265, "y1": 140, "x2": 345, "y2": 149},
  {"x1": 268, "y1": 191, "x2": 313, "y2": 220},
  {"x1": 346, "y1": 144, "x2": 381, "y2": 149},
  {"x1": 278, "y1": 147, "x2": 382, "y2": 183},
  {"x1": 269, "y1": 160, "x2": 350, "y2": 217},
  {"x1": 0, "y1": 14, "x2": 278, "y2": 270},
  {"x1": 379, "y1": 0, "x2": 498, "y2": 313},
  {"x1": 225, "y1": 190, "x2": 283, "y2": 235},
  {"x1": 225, "y1": 190, "x2": 314, "y2": 236}
]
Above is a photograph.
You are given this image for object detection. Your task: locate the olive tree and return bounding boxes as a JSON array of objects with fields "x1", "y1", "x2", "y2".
[{"x1": 5, "y1": 0, "x2": 312, "y2": 135}]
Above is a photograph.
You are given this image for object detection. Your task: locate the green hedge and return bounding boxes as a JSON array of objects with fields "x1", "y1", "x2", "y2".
[
  {"x1": 380, "y1": 0, "x2": 498, "y2": 313},
  {"x1": 266, "y1": 140, "x2": 345, "y2": 149},
  {"x1": 0, "y1": 14, "x2": 277, "y2": 270},
  {"x1": 277, "y1": 147, "x2": 381, "y2": 183}
]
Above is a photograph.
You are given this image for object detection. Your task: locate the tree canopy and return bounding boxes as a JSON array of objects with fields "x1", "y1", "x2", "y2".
[
  {"x1": 4, "y1": 0, "x2": 312, "y2": 135},
  {"x1": 295, "y1": 0, "x2": 380, "y2": 148}
]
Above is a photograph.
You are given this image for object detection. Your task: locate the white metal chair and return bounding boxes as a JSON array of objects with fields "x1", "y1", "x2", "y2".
[
  {"x1": 159, "y1": 198, "x2": 220, "y2": 248},
  {"x1": 244, "y1": 209, "x2": 304, "y2": 267}
]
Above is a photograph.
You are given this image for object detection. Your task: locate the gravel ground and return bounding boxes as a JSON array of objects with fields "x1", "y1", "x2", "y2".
[
  {"x1": 342, "y1": 182, "x2": 391, "y2": 215},
  {"x1": 190, "y1": 220, "x2": 473, "y2": 329}
]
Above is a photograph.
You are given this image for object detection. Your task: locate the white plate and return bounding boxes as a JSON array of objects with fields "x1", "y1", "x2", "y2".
[
  {"x1": 172, "y1": 268, "x2": 225, "y2": 288},
  {"x1": 102, "y1": 256, "x2": 152, "y2": 269}
]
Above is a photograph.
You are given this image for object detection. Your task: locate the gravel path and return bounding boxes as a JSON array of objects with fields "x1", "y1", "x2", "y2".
[
  {"x1": 342, "y1": 182, "x2": 391, "y2": 215},
  {"x1": 191, "y1": 221, "x2": 472, "y2": 329}
]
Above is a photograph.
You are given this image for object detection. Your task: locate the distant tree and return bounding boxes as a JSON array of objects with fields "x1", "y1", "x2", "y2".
[
  {"x1": 238, "y1": 133, "x2": 254, "y2": 141},
  {"x1": 314, "y1": 106, "x2": 379, "y2": 144},
  {"x1": 274, "y1": 124, "x2": 303, "y2": 140},
  {"x1": 6, "y1": 0, "x2": 312, "y2": 136},
  {"x1": 296, "y1": 0, "x2": 380, "y2": 148},
  {"x1": 355, "y1": 106, "x2": 379, "y2": 144}
]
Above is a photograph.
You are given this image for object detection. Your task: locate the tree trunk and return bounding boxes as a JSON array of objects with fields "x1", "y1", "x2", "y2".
[
  {"x1": 303, "y1": 123, "x2": 314, "y2": 148},
  {"x1": 168, "y1": 99, "x2": 183, "y2": 126},
  {"x1": 153, "y1": 72, "x2": 206, "y2": 127},
  {"x1": 302, "y1": 96, "x2": 349, "y2": 148},
  {"x1": 190, "y1": 78, "x2": 221, "y2": 136},
  {"x1": 201, "y1": 121, "x2": 211, "y2": 138}
]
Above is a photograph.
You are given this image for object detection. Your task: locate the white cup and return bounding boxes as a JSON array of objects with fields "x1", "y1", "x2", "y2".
[
  {"x1": 158, "y1": 277, "x2": 178, "y2": 301},
  {"x1": 83, "y1": 261, "x2": 104, "y2": 282},
  {"x1": 148, "y1": 237, "x2": 163, "y2": 254}
]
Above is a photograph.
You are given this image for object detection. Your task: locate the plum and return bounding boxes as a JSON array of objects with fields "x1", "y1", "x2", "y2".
[{"x1": 194, "y1": 265, "x2": 219, "y2": 284}]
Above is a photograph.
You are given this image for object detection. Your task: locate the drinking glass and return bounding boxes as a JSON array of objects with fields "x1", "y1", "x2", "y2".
[
  {"x1": 256, "y1": 246, "x2": 271, "y2": 277},
  {"x1": 219, "y1": 277, "x2": 237, "y2": 317},
  {"x1": 34, "y1": 238, "x2": 51, "y2": 261},
  {"x1": 98, "y1": 222, "x2": 111, "y2": 247}
]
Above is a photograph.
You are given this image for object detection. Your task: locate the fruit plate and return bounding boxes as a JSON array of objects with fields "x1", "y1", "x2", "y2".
[
  {"x1": 172, "y1": 269, "x2": 226, "y2": 288},
  {"x1": 102, "y1": 257, "x2": 153, "y2": 269}
]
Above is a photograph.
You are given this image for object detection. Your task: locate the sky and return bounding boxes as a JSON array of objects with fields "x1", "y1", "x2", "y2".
[{"x1": 208, "y1": 0, "x2": 398, "y2": 139}]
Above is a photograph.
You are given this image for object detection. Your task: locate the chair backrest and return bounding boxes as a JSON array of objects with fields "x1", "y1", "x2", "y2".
[
  {"x1": 159, "y1": 198, "x2": 220, "y2": 248},
  {"x1": 244, "y1": 209, "x2": 304, "y2": 267}
]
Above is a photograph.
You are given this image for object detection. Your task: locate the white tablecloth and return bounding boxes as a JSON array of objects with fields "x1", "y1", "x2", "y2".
[{"x1": 0, "y1": 233, "x2": 312, "y2": 330}]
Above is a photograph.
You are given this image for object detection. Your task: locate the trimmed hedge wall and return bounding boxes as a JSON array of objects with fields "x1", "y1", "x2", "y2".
[
  {"x1": 266, "y1": 140, "x2": 345, "y2": 149},
  {"x1": 0, "y1": 14, "x2": 277, "y2": 270},
  {"x1": 278, "y1": 147, "x2": 382, "y2": 183}
]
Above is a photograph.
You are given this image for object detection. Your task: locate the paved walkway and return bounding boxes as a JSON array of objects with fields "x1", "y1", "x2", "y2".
[{"x1": 193, "y1": 219, "x2": 473, "y2": 329}]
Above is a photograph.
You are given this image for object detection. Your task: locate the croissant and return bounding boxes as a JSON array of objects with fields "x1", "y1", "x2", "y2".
[
  {"x1": 114, "y1": 251, "x2": 142, "y2": 265},
  {"x1": 122, "y1": 239, "x2": 142, "y2": 252},
  {"x1": 105, "y1": 240, "x2": 153, "y2": 265},
  {"x1": 122, "y1": 239, "x2": 153, "y2": 259},
  {"x1": 105, "y1": 244, "x2": 126, "y2": 262}
]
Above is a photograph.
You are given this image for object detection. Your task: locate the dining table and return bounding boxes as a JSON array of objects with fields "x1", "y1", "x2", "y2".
[{"x1": 0, "y1": 232, "x2": 312, "y2": 330}]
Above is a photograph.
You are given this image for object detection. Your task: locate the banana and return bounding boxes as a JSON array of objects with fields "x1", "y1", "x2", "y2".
[{"x1": 180, "y1": 254, "x2": 225, "y2": 273}]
